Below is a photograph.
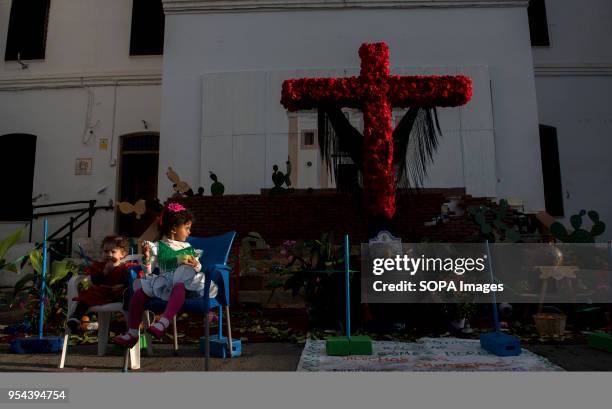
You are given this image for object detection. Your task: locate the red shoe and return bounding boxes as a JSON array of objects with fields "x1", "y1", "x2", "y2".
[
  {"x1": 145, "y1": 323, "x2": 167, "y2": 339},
  {"x1": 112, "y1": 333, "x2": 139, "y2": 348}
]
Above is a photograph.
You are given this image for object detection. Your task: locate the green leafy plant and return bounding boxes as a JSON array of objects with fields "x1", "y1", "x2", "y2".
[
  {"x1": 280, "y1": 233, "x2": 347, "y2": 327},
  {"x1": 281, "y1": 233, "x2": 344, "y2": 297},
  {"x1": 550, "y1": 210, "x2": 606, "y2": 243},
  {"x1": 443, "y1": 302, "x2": 477, "y2": 321},
  {"x1": 0, "y1": 229, "x2": 25, "y2": 273},
  {"x1": 11, "y1": 251, "x2": 82, "y2": 332},
  {"x1": 467, "y1": 199, "x2": 522, "y2": 243}
]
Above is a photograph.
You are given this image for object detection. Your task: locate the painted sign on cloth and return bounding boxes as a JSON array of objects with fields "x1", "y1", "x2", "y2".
[{"x1": 297, "y1": 338, "x2": 562, "y2": 372}]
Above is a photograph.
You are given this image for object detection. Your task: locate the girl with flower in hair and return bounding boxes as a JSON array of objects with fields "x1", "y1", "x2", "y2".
[{"x1": 112, "y1": 202, "x2": 217, "y2": 347}]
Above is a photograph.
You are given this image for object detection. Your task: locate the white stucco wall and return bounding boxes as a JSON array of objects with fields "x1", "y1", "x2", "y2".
[
  {"x1": 532, "y1": 0, "x2": 612, "y2": 65},
  {"x1": 160, "y1": 5, "x2": 545, "y2": 212},
  {"x1": 532, "y1": 0, "x2": 612, "y2": 241},
  {"x1": 534, "y1": 76, "x2": 612, "y2": 241},
  {"x1": 0, "y1": 85, "x2": 162, "y2": 243},
  {"x1": 0, "y1": 0, "x2": 162, "y2": 75},
  {"x1": 0, "y1": 0, "x2": 163, "y2": 245}
]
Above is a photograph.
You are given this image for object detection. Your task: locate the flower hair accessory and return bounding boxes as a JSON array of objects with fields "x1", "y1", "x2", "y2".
[
  {"x1": 167, "y1": 202, "x2": 186, "y2": 212},
  {"x1": 159, "y1": 202, "x2": 187, "y2": 226}
]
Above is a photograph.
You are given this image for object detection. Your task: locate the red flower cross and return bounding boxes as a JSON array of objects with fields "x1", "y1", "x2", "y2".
[{"x1": 281, "y1": 42, "x2": 472, "y2": 219}]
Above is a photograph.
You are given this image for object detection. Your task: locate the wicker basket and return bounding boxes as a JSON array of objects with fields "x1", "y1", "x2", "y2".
[{"x1": 533, "y1": 306, "x2": 567, "y2": 338}]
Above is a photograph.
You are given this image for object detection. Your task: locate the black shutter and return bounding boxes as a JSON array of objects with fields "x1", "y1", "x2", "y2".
[
  {"x1": 129, "y1": 0, "x2": 165, "y2": 56},
  {"x1": 0, "y1": 134, "x2": 36, "y2": 221},
  {"x1": 5, "y1": 0, "x2": 51, "y2": 61},
  {"x1": 539, "y1": 125, "x2": 564, "y2": 217},
  {"x1": 528, "y1": 0, "x2": 551, "y2": 46}
]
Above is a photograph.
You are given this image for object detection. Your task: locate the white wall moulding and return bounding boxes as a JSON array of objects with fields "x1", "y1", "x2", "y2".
[
  {"x1": 0, "y1": 71, "x2": 162, "y2": 91},
  {"x1": 162, "y1": 0, "x2": 529, "y2": 14},
  {"x1": 534, "y1": 64, "x2": 612, "y2": 77}
]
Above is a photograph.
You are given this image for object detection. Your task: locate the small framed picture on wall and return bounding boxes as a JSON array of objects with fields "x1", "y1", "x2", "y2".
[{"x1": 75, "y1": 158, "x2": 93, "y2": 175}]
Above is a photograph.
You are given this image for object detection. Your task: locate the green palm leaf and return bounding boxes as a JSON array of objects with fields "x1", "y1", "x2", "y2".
[{"x1": 0, "y1": 229, "x2": 23, "y2": 260}]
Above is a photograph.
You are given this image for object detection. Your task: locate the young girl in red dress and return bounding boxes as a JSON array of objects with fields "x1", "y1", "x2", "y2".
[{"x1": 67, "y1": 235, "x2": 139, "y2": 333}]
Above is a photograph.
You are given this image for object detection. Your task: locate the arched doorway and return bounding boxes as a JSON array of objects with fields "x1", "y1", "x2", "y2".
[{"x1": 117, "y1": 132, "x2": 160, "y2": 237}]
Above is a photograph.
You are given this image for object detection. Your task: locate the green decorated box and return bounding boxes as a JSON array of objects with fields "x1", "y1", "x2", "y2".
[
  {"x1": 326, "y1": 336, "x2": 373, "y2": 356},
  {"x1": 326, "y1": 337, "x2": 350, "y2": 356},
  {"x1": 349, "y1": 336, "x2": 373, "y2": 355},
  {"x1": 587, "y1": 332, "x2": 612, "y2": 353}
]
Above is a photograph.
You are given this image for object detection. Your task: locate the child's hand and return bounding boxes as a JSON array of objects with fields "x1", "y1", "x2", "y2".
[
  {"x1": 78, "y1": 277, "x2": 92, "y2": 292},
  {"x1": 177, "y1": 254, "x2": 198, "y2": 267},
  {"x1": 142, "y1": 242, "x2": 151, "y2": 258},
  {"x1": 186, "y1": 257, "x2": 199, "y2": 268},
  {"x1": 141, "y1": 241, "x2": 152, "y2": 265}
]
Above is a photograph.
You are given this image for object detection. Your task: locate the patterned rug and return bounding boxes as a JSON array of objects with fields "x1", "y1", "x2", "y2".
[{"x1": 297, "y1": 338, "x2": 563, "y2": 372}]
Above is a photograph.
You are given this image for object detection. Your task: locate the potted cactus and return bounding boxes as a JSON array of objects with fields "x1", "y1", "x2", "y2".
[
  {"x1": 550, "y1": 210, "x2": 606, "y2": 243},
  {"x1": 547, "y1": 210, "x2": 611, "y2": 351},
  {"x1": 467, "y1": 199, "x2": 522, "y2": 243}
]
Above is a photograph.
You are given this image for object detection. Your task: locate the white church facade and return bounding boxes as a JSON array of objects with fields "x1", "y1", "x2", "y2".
[{"x1": 0, "y1": 0, "x2": 610, "y2": 244}]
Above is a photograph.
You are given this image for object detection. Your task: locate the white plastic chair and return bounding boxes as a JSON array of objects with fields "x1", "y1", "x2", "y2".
[{"x1": 58, "y1": 275, "x2": 141, "y2": 369}]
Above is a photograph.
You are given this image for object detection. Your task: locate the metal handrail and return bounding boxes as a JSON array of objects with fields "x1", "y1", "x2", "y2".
[
  {"x1": 32, "y1": 200, "x2": 95, "y2": 209},
  {"x1": 28, "y1": 200, "x2": 114, "y2": 250},
  {"x1": 33, "y1": 208, "x2": 99, "y2": 218}
]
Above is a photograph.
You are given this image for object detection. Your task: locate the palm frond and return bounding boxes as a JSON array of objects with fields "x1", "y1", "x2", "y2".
[
  {"x1": 317, "y1": 104, "x2": 362, "y2": 183},
  {"x1": 317, "y1": 104, "x2": 443, "y2": 192},
  {"x1": 393, "y1": 107, "x2": 443, "y2": 189}
]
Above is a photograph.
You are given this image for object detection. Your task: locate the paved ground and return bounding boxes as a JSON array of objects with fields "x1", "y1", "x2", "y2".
[
  {"x1": 0, "y1": 343, "x2": 304, "y2": 372},
  {"x1": 0, "y1": 342, "x2": 611, "y2": 372},
  {"x1": 525, "y1": 344, "x2": 612, "y2": 371}
]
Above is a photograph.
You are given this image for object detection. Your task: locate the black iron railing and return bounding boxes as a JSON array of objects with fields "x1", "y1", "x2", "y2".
[{"x1": 29, "y1": 200, "x2": 114, "y2": 256}]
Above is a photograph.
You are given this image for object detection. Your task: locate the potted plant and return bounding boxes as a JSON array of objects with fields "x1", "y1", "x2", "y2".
[
  {"x1": 280, "y1": 233, "x2": 346, "y2": 328},
  {"x1": 0, "y1": 229, "x2": 24, "y2": 273},
  {"x1": 11, "y1": 250, "x2": 82, "y2": 333}
]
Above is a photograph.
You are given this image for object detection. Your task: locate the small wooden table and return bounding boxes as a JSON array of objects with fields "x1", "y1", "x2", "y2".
[{"x1": 534, "y1": 266, "x2": 580, "y2": 305}]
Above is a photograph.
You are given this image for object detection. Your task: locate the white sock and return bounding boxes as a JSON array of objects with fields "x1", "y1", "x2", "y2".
[{"x1": 156, "y1": 317, "x2": 170, "y2": 329}]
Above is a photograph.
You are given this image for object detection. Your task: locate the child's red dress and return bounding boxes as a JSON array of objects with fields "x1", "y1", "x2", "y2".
[{"x1": 73, "y1": 261, "x2": 139, "y2": 305}]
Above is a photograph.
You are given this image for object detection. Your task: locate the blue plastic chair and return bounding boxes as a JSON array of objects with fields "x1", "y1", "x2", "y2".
[{"x1": 140, "y1": 231, "x2": 236, "y2": 371}]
